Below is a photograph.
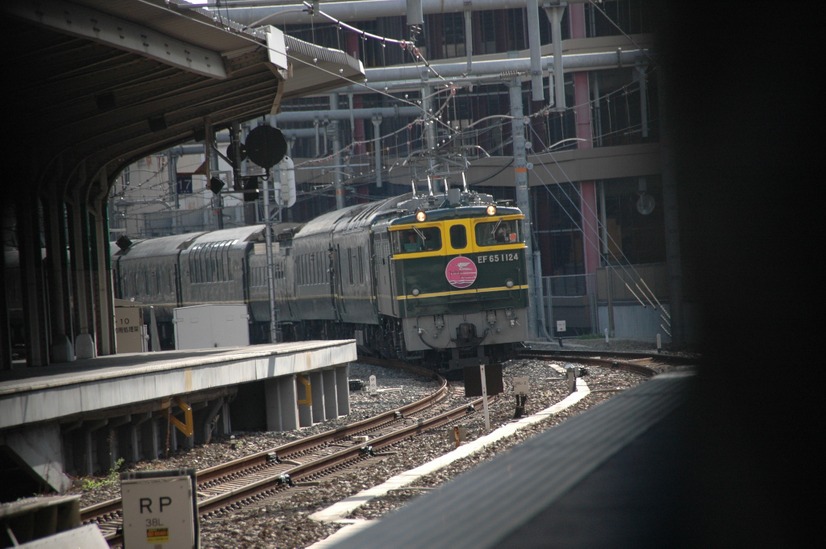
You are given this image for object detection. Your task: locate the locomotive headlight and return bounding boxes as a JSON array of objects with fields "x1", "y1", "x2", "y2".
[
  {"x1": 505, "y1": 278, "x2": 514, "y2": 288},
  {"x1": 485, "y1": 205, "x2": 497, "y2": 216},
  {"x1": 415, "y1": 210, "x2": 427, "y2": 222},
  {"x1": 412, "y1": 288, "x2": 420, "y2": 296}
]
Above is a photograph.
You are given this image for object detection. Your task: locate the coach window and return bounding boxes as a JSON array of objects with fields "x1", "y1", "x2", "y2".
[
  {"x1": 206, "y1": 244, "x2": 216, "y2": 282},
  {"x1": 192, "y1": 246, "x2": 204, "y2": 283},
  {"x1": 218, "y1": 241, "x2": 229, "y2": 281}
]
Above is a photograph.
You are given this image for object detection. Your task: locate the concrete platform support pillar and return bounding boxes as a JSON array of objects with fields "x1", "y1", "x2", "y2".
[
  {"x1": 0, "y1": 425, "x2": 72, "y2": 493},
  {"x1": 102, "y1": 431, "x2": 117, "y2": 472},
  {"x1": 84, "y1": 420, "x2": 108, "y2": 475},
  {"x1": 142, "y1": 415, "x2": 161, "y2": 460},
  {"x1": 311, "y1": 371, "x2": 325, "y2": 424},
  {"x1": 59, "y1": 423, "x2": 82, "y2": 475},
  {"x1": 106, "y1": 415, "x2": 131, "y2": 471},
  {"x1": 127, "y1": 423, "x2": 139, "y2": 463},
  {"x1": 129, "y1": 413, "x2": 152, "y2": 463},
  {"x1": 202, "y1": 399, "x2": 225, "y2": 444},
  {"x1": 180, "y1": 428, "x2": 194, "y2": 451},
  {"x1": 115, "y1": 421, "x2": 139, "y2": 465},
  {"x1": 221, "y1": 401, "x2": 232, "y2": 435},
  {"x1": 189, "y1": 401, "x2": 208, "y2": 446},
  {"x1": 322, "y1": 369, "x2": 338, "y2": 420},
  {"x1": 81, "y1": 430, "x2": 94, "y2": 476},
  {"x1": 336, "y1": 365, "x2": 350, "y2": 417},
  {"x1": 265, "y1": 375, "x2": 299, "y2": 432},
  {"x1": 297, "y1": 375, "x2": 313, "y2": 428},
  {"x1": 168, "y1": 418, "x2": 178, "y2": 453}
]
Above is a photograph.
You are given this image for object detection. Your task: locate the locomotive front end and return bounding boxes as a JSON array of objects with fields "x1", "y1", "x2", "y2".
[{"x1": 388, "y1": 198, "x2": 529, "y2": 370}]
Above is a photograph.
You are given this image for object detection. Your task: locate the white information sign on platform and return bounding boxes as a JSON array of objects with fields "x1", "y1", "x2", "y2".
[
  {"x1": 513, "y1": 376, "x2": 530, "y2": 395},
  {"x1": 122, "y1": 475, "x2": 196, "y2": 548}
]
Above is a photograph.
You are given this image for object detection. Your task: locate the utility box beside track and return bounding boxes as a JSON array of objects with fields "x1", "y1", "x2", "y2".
[{"x1": 173, "y1": 304, "x2": 250, "y2": 350}]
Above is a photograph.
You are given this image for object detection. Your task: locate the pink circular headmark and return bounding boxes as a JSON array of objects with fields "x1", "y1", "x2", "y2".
[{"x1": 445, "y1": 256, "x2": 477, "y2": 289}]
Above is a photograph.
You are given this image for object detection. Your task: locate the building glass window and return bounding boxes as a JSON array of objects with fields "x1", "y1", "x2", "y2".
[
  {"x1": 601, "y1": 177, "x2": 665, "y2": 265},
  {"x1": 533, "y1": 184, "x2": 585, "y2": 295}
]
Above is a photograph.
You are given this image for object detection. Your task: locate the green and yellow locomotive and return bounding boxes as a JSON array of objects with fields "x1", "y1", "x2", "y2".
[
  {"x1": 111, "y1": 186, "x2": 529, "y2": 371},
  {"x1": 275, "y1": 186, "x2": 529, "y2": 370}
]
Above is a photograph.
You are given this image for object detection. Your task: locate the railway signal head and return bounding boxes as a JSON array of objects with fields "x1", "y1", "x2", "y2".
[{"x1": 209, "y1": 176, "x2": 224, "y2": 194}]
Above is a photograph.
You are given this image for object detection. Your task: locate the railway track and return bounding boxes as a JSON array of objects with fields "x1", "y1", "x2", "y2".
[
  {"x1": 516, "y1": 346, "x2": 698, "y2": 377},
  {"x1": 81, "y1": 351, "x2": 676, "y2": 547},
  {"x1": 80, "y1": 359, "x2": 493, "y2": 546}
]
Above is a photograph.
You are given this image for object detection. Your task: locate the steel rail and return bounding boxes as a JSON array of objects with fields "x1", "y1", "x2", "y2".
[{"x1": 82, "y1": 364, "x2": 449, "y2": 545}]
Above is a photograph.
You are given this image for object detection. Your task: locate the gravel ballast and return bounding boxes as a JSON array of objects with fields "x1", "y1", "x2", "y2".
[{"x1": 71, "y1": 348, "x2": 651, "y2": 548}]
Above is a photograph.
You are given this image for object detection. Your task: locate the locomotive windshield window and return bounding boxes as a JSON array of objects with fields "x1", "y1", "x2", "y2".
[
  {"x1": 402, "y1": 231, "x2": 421, "y2": 252},
  {"x1": 394, "y1": 227, "x2": 442, "y2": 253},
  {"x1": 421, "y1": 228, "x2": 441, "y2": 250},
  {"x1": 476, "y1": 220, "x2": 519, "y2": 246}
]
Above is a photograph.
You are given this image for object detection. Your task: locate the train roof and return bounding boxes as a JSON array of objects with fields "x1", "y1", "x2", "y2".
[
  {"x1": 112, "y1": 223, "x2": 305, "y2": 259},
  {"x1": 390, "y1": 204, "x2": 523, "y2": 225},
  {"x1": 188, "y1": 225, "x2": 267, "y2": 246},
  {"x1": 114, "y1": 231, "x2": 208, "y2": 259},
  {"x1": 294, "y1": 194, "x2": 413, "y2": 238},
  {"x1": 293, "y1": 190, "x2": 519, "y2": 238}
]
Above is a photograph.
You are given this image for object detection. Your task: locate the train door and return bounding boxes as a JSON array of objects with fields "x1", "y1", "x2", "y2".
[
  {"x1": 175, "y1": 250, "x2": 185, "y2": 308},
  {"x1": 366, "y1": 232, "x2": 380, "y2": 317},
  {"x1": 372, "y1": 230, "x2": 396, "y2": 317},
  {"x1": 332, "y1": 243, "x2": 347, "y2": 319},
  {"x1": 328, "y1": 244, "x2": 342, "y2": 321}
]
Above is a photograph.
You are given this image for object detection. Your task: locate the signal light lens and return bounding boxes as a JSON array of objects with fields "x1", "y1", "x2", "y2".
[
  {"x1": 485, "y1": 205, "x2": 497, "y2": 216},
  {"x1": 415, "y1": 210, "x2": 427, "y2": 222},
  {"x1": 209, "y1": 176, "x2": 224, "y2": 194}
]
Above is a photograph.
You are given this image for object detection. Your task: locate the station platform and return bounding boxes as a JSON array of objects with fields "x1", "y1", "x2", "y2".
[{"x1": 0, "y1": 340, "x2": 356, "y2": 498}]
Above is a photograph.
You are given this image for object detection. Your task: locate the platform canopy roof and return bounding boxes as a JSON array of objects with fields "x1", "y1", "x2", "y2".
[{"x1": 2, "y1": 0, "x2": 364, "y2": 200}]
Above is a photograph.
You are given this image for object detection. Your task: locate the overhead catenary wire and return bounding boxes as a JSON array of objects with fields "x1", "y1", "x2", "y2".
[
  {"x1": 525, "y1": 122, "x2": 670, "y2": 331},
  {"x1": 190, "y1": 1, "x2": 670, "y2": 341}
]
